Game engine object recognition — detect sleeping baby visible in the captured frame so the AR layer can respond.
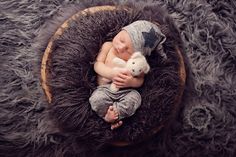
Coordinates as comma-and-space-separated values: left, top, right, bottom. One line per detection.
89, 20, 166, 130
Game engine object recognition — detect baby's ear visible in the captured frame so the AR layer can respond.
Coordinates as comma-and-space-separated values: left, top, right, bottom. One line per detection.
143, 63, 150, 74
131, 52, 143, 59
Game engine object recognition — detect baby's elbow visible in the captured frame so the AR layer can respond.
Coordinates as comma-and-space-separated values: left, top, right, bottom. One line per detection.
94, 62, 100, 73
138, 76, 145, 86
132, 78, 144, 88
138, 79, 144, 87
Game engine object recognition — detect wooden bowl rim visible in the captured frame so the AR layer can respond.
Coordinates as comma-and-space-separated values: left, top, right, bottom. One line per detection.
40, 5, 186, 147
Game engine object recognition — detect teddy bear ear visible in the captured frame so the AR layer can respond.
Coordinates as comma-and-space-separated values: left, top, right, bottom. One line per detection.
131, 52, 143, 59
144, 63, 150, 74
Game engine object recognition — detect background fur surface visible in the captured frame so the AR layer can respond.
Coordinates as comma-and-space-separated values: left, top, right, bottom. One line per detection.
0, 0, 236, 157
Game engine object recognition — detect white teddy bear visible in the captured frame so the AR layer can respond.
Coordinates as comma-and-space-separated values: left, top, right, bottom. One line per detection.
110, 52, 150, 92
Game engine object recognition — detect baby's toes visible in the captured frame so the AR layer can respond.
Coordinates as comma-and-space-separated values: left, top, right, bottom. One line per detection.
114, 115, 119, 120
111, 124, 117, 130
111, 121, 123, 130
114, 110, 118, 116
114, 111, 119, 118
118, 121, 123, 126
109, 106, 114, 111
113, 108, 119, 114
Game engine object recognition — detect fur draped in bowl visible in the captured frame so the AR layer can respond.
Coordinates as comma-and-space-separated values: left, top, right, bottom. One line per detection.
43, 4, 185, 146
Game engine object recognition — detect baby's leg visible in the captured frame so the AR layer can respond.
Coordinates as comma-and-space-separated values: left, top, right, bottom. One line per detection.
89, 88, 113, 118
110, 90, 141, 130
113, 90, 142, 120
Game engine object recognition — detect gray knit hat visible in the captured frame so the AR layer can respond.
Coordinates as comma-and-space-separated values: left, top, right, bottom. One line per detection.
122, 20, 166, 56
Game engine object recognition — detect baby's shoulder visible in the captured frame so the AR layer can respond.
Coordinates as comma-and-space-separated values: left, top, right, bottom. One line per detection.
101, 42, 113, 50
96, 42, 113, 62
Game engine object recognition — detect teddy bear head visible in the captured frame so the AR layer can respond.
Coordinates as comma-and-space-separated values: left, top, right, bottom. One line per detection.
126, 52, 150, 76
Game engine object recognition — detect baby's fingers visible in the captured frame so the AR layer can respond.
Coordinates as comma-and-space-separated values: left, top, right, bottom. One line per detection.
113, 77, 125, 83
118, 73, 128, 79
113, 80, 125, 86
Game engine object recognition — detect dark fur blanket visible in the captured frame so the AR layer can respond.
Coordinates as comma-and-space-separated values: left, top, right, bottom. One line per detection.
46, 4, 183, 146
0, 0, 236, 157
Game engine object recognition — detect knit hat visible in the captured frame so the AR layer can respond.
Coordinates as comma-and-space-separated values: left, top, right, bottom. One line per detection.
122, 20, 166, 56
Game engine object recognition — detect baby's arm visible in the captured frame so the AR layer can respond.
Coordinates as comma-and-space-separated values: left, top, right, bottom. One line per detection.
94, 42, 114, 79
130, 74, 145, 88
113, 72, 145, 88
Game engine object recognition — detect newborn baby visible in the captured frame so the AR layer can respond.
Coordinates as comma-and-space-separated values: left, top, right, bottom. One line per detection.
89, 20, 166, 130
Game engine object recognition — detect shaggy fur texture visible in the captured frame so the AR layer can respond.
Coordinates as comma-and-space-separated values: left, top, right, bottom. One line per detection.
46, 4, 183, 145
0, 0, 236, 157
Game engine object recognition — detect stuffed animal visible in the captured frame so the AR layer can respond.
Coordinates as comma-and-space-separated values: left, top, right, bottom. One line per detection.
110, 52, 150, 92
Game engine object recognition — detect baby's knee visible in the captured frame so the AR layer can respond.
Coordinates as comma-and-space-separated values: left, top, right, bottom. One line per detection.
114, 103, 136, 120
127, 91, 142, 107
89, 89, 111, 111
114, 91, 142, 119
89, 96, 98, 112
89, 90, 105, 106
89, 94, 104, 116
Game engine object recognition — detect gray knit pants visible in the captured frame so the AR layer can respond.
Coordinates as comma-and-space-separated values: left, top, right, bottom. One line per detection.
89, 84, 142, 120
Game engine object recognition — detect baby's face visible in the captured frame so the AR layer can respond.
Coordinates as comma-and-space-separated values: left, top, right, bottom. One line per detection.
112, 30, 134, 61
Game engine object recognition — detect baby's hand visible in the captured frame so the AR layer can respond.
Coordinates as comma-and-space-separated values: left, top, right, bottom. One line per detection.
112, 68, 126, 78
112, 70, 134, 89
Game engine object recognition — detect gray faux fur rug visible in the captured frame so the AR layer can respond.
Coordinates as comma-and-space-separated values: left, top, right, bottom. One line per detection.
0, 0, 236, 157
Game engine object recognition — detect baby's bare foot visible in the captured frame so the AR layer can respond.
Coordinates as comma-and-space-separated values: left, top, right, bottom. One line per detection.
104, 106, 119, 123
111, 121, 123, 130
